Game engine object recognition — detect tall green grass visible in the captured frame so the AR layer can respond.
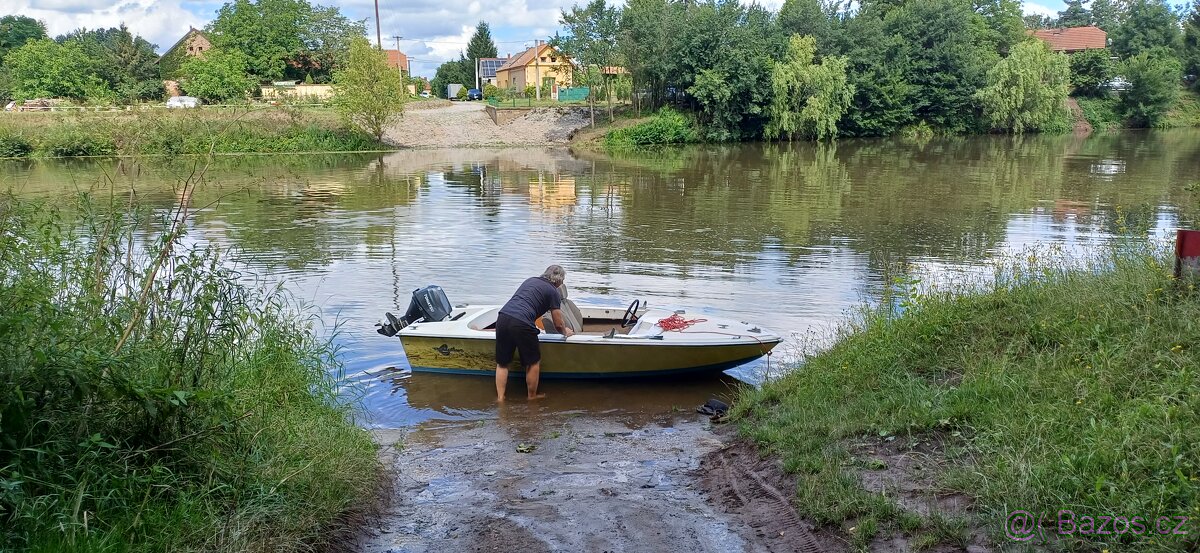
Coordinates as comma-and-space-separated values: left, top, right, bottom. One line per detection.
604, 108, 698, 148
0, 108, 385, 158
0, 195, 380, 552
736, 240, 1199, 551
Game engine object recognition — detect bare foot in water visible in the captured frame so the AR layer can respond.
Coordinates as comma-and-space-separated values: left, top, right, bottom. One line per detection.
527, 393, 547, 400
496, 396, 506, 403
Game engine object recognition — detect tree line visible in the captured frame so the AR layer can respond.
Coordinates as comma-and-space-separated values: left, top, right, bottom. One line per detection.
0, 0, 379, 105
557, 0, 1200, 140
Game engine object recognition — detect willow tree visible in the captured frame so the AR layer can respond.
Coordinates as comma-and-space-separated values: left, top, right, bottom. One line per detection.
765, 34, 854, 141
975, 39, 1071, 134
332, 37, 404, 141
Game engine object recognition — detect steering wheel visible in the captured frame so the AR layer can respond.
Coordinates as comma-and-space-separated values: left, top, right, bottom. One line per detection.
621, 299, 641, 328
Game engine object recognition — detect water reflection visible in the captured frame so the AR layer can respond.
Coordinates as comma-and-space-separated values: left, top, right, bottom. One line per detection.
2, 131, 1198, 428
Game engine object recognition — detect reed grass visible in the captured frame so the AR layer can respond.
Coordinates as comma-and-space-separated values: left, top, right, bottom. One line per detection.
0, 108, 384, 158
0, 193, 381, 552
735, 238, 1199, 551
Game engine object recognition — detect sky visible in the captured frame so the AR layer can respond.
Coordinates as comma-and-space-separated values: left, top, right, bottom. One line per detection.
11, 0, 1067, 78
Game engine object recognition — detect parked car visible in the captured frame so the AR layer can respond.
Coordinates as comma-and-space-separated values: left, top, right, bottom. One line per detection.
419, 91, 431, 98
1107, 77, 1132, 92
467, 88, 483, 101
166, 96, 202, 109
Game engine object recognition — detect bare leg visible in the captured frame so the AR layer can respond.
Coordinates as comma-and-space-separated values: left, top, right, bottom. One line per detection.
526, 361, 546, 400
495, 364, 509, 402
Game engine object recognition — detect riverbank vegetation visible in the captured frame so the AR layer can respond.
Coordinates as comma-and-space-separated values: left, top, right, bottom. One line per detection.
735, 239, 1199, 550
0, 195, 381, 551
549, 0, 1200, 145
0, 108, 384, 158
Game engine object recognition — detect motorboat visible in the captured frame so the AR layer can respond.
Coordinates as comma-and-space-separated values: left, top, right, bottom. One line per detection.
376, 285, 782, 379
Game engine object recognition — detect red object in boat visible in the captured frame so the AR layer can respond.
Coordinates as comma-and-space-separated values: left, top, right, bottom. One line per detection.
1176, 229, 1200, 280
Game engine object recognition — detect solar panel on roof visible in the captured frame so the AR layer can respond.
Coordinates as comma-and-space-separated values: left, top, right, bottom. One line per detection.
479, 59, 505, 78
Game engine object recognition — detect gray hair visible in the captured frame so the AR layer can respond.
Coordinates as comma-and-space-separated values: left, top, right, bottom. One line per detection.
542, 264, 566, 287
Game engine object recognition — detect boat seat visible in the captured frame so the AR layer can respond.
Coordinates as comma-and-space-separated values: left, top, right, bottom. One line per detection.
541, 285, 583, 334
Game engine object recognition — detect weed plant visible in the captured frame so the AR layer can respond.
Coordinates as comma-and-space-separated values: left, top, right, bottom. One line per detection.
604, 108, 698, 147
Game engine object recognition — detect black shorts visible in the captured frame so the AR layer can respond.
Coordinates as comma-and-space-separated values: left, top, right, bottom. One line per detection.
495, 313, 541, 367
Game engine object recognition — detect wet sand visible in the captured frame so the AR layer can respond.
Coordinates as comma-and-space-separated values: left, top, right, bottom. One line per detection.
356, 394, 835, 553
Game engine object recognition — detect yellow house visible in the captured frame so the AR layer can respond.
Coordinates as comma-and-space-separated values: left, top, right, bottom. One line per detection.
494, 44, 573, 92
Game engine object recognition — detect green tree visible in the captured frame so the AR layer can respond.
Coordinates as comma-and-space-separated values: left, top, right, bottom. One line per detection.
1058, 0, 1094, 26
59, 25, 163, 102
179, 48, 256, 102
1023, 14, 1056, 28
1110, 0, 1182, 58
552, 0, 623, 125
0, 15, 47, 64
831, 12, 916, 136
1091, 0, 1125, 31
1069, 47, 1115, 95
765, 35, 854, 140
1119, 48, 1182, 126
975, 0, 1027, 54
3, 38, 106, 100
975, 39, 1071, 133
884, 0, 997, 133
430, 55, 472, 98
1184, 0, 1200, 84
778, 0, 835, 53
209, 0, 309, 81
290, 6, 367, 82
465, 21, 498, 89
333, 37, 404, 141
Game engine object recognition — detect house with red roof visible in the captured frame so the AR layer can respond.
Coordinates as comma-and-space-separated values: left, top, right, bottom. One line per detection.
1028, 26, 1108, 53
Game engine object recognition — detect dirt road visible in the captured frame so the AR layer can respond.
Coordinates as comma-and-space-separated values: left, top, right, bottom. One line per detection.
357, 408, 838, 553
387, 102, 591, 149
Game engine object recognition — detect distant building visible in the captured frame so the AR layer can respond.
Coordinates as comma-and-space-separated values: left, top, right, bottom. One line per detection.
162, 27, 212, 61
495, 44, 573, 91
158, 27, 213, 86
384, 49, 409, 75
478, 57, 505, 88
1028, 26, 1107, 53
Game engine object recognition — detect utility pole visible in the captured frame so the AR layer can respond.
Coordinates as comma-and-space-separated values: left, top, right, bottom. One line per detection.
475, 57, 480, 91
534, 40, 541, 101
373, 0, 382, 49
392, 35, 403, 81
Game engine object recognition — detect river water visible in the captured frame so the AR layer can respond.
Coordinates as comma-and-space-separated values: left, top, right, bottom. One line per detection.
3, 130, 1198, 428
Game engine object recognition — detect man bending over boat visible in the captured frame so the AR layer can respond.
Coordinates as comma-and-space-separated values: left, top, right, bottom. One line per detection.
495, 265, 575, 401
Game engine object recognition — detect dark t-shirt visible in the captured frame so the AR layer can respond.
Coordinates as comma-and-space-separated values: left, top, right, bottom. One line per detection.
498, 277, 561, 326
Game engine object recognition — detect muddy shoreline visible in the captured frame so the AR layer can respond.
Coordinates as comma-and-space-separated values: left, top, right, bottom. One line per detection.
354, 407, 832, 553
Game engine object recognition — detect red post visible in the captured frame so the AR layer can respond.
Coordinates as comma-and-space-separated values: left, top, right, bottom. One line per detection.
1176, 229, 1200, 280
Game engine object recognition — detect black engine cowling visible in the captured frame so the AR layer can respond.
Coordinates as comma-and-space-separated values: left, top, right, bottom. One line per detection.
377, 285, 452, 337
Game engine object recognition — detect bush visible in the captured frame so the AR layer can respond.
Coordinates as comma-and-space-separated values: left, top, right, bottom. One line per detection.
39, 124, 116, 157
604, 108, 699, 147
1076, 96, 1123, 129
483, 83, 500, 99
0, 128, 33, 158
0, 198, 380, 551
1069, 48, 1115, 97
1120, 49, 1183, 128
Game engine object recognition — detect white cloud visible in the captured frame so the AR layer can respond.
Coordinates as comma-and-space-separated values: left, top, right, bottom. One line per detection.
1022, 1, 1060, 17
14, 0, 205, 51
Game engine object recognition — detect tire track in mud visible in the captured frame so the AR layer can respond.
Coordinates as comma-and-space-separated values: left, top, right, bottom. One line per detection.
703, 441, 845, 553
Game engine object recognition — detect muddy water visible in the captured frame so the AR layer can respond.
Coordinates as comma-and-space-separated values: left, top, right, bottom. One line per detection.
2, 131, 1199, 429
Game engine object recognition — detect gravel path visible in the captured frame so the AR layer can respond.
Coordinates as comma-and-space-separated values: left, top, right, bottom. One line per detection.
386, 102, 591, 149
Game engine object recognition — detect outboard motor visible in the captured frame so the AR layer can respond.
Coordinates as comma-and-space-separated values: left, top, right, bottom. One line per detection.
377, 285, 453, 337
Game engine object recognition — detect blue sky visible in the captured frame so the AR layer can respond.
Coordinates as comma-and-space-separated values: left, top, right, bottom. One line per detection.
11, 0, 1066, 78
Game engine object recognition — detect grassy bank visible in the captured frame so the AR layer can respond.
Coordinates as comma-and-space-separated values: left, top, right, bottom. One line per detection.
0, 196, 381, 551
735, 241, 1198, 551
0, 108, 386, 158
1078, 89, 1200, 131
